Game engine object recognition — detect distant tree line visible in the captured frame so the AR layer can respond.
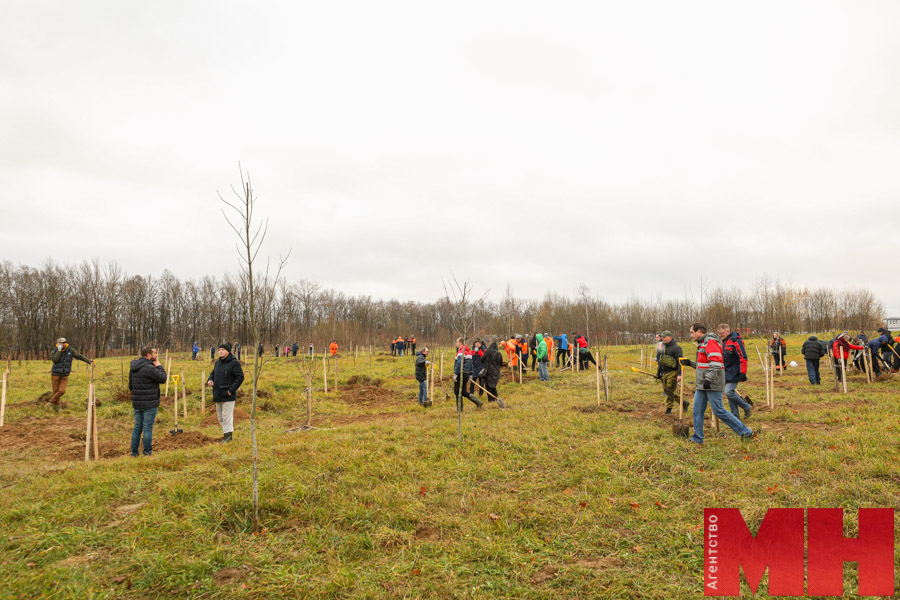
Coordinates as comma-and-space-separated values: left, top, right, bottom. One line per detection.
0, 260, 885, 358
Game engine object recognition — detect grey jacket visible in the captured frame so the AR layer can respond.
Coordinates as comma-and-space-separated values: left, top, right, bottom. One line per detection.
694, 332, 725, 392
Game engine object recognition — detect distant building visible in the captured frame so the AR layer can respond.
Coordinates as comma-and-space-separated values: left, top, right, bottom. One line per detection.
885, 317, 900, 331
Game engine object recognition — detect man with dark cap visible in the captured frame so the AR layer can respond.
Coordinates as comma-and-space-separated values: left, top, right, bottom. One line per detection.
656, 330, 685, 415
206, 343, 244, 443
48, 337, 93, 411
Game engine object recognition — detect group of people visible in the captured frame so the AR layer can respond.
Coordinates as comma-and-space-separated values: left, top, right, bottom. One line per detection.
391, 336, 416, 356
800, 327, 899, 385
129, 342, 244, 455
45, 337, 244, 456
654, 324, 757, 445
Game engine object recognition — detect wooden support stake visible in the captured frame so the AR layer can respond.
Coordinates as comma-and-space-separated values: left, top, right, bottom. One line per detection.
839, 348, 848, 394
440, 353, 444, 382
779, 344, 784, 377
84, 367, 94, 462
769, 354, 776, 409
334, 356, 338, 394
323, 356, 328, 394
164, 356, 171, 397
181, 369, 187, 418
518, 354, 523, 384
863, 347, 872, 383
0, 371, 6, 427
640, 346, 644, 367
595, 346, 601, 406
201, 370, 206, 412
604, 354, 610, 402
173, 373, 179, 426
91, 383, 99, 461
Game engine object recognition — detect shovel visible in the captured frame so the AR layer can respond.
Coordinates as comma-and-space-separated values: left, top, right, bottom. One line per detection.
631, 367, 660, 379
672, 358, 690, 437
170, 373, 183, 435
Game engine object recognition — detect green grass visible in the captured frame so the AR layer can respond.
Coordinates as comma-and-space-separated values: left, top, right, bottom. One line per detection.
0, 335, 898, 599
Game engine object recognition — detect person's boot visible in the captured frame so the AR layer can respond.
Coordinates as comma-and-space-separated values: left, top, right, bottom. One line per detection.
665, 407, 672, 415
221, 432, 233, 443
469, 394, 483, 409
744, 405, 752, 419
682, 400, 689, 411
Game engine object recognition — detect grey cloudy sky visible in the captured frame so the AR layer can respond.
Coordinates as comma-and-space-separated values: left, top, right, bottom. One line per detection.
3, 1, 900, 313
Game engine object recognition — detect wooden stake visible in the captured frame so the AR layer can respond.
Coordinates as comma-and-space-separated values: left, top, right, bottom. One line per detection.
84, 366, 94, 462
839, 348, 848, 394
863, 347, 872, 383
595, 346, 601, 406
334, 356, 338, 394
440, 353, 444, 382
770, 354, 776, 409
323, 356, 328, 394
201, 370, 206, 412
779, 343, 784, 377
173, 373, 179, 426
0, 371, 7, 427
640, 346, 644, 367
164, 356, 171, 397
181, 369, 187, 418
91, 383, 99, 461
518, 353, 523, 384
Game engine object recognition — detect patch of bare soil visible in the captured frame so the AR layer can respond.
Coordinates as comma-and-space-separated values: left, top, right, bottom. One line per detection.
414, 525, 441, 542
346, 375, 383, 387
531, 556, 624, 585
0, 416, 217, 461
341, 375, 396, 405
212, 565, 251, 586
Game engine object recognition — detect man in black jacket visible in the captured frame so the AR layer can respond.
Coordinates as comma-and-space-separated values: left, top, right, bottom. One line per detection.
656, 331, 685, 415
206, 343, 245, 442
128, 346, 167, 456
414, 347, 431, 407
800, 335, 826, 385
49, 337, 93, 411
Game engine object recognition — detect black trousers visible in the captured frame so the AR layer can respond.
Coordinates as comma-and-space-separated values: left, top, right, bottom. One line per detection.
454, 374, 480, 409
579, 349, 597, 367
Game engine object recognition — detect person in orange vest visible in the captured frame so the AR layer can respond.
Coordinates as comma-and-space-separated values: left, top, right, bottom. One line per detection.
329, 341, 338, 356
503, 337, 518, 367
515, 335, 528, 370
544, 332, 554, 366
410, 336, 416, 354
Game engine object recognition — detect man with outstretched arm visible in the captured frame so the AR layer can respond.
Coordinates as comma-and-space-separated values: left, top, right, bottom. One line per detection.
682, 323, 756, 445
48, 337, 93, 411
414, 346, 432, 407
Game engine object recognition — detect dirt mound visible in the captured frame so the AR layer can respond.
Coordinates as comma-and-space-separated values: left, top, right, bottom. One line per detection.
341, 385, 393, 405
201, 406, 251, 427
234, 388, 270, 400
112, 389, 132, 402
346, 375, 383, 387
36, 391, 54, 403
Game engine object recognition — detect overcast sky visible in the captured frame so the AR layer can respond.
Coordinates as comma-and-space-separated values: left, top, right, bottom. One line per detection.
3, 1, 900, 313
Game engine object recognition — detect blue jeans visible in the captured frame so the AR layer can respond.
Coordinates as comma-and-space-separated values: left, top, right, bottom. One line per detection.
724, 382, 751, 417
690, 390, 752, 443
131, 407, 158, 456
538, 361, 549, 381
805, 359, 820, 384
418, 380, 428, 405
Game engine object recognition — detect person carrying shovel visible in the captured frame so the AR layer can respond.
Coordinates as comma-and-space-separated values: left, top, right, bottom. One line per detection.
682, 323, 756, 446
206, 343, 244, 443
656, 330, 686, 415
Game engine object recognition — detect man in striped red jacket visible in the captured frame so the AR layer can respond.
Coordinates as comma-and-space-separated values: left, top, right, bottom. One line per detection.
683, 323, 756, 445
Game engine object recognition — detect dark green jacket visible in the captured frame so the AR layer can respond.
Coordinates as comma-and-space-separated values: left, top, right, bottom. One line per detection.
50, 346, 91, 376
656, 340, 683, 377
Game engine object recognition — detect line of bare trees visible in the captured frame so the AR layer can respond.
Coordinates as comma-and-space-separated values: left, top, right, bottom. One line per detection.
0, 260, 885, 357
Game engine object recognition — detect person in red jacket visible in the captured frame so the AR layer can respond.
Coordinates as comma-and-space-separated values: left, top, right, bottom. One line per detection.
832, 332, 863, 386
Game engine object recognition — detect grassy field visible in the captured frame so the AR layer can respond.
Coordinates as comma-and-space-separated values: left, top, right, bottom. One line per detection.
0, 334, 897, 599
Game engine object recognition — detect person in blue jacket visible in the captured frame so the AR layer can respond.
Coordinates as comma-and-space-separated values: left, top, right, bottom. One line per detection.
191, 341, 200, 361
552, 333, 569, 368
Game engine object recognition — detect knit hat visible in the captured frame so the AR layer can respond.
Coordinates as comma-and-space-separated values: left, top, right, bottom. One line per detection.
877, 327, 887, 334
218, 342, 232, 353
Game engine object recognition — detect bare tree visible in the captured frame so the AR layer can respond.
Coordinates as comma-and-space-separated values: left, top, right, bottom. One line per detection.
442, 272, 488, 442
219, 165, 290, 532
